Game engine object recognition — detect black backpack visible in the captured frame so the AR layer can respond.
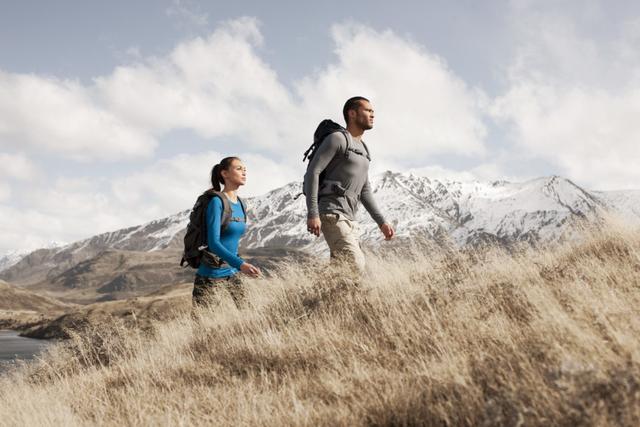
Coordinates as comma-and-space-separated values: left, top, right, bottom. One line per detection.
299, 120, 371, 197
180, 190, 247, 269
304, 120, 349, 163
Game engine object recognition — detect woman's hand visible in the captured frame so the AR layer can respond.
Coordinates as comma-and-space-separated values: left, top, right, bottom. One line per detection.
240, 262, 261, 277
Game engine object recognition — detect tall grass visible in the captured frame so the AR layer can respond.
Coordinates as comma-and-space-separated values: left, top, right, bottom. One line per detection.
1, 226, 640, 426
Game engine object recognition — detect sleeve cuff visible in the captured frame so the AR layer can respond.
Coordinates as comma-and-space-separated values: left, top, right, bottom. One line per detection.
230, 256, 244, 270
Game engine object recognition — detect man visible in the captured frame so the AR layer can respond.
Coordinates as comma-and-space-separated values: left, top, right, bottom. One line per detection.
304, 96, 395, 272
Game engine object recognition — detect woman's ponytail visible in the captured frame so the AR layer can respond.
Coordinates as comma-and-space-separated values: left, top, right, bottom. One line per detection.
211, 164, 223, 191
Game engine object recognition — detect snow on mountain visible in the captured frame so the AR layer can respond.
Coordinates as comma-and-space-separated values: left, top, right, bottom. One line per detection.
0, 212, 191, 285
2, 172, 639, 280
244, 172, 637, 251
593, 190, 640, 224
0, 250, 31, 273
0, 242, 64, 273
67, 209, 191, 255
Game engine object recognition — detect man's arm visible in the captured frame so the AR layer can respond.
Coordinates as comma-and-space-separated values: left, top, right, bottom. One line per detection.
361, 178, 395, 240
360, 178, 385, 226
303, 133, 343, 219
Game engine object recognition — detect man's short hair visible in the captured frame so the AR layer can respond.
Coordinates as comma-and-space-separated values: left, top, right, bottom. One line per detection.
343, 96, 370, 125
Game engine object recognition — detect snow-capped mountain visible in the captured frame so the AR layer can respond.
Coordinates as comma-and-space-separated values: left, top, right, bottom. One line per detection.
0, 250, 31, 273
242, 172, 639, 251
0, 212, 190, 283
0, 242, 64, 273
2, 172, 639, 282
594, 189, 640, 223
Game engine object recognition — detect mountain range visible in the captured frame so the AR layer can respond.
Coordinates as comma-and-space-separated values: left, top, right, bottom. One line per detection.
1, 172, 639, 303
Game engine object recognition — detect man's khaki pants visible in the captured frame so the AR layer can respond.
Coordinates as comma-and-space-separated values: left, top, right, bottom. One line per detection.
320, 213, 366, 272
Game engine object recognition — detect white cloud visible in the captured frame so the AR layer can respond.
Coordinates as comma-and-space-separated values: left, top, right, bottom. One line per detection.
96, 17, 292, 153
293, 23, 488, 164
94, 19, 489, 169
493, 85, 640, 190
2, 175, 172, 254
0, 150, 299, 253
165, 0, 209, 29
407, 163, 512, 183
111, 151, 299, 215
0, 182, 10, 202
0, 177, 130, 254
0, 18, 495, 253
0, 72, 156, 161
0, 153, 37, 203
0, 18, 290, 162
0, 153, 37, 180
0, 205, 59, 252
493, 4, 640, 190
0, 18, 488, 168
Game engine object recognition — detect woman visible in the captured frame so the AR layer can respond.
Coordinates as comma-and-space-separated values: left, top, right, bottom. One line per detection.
193, 156, 261, 308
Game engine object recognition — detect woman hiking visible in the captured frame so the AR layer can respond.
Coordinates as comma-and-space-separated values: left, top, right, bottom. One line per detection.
192, 156, 261, 308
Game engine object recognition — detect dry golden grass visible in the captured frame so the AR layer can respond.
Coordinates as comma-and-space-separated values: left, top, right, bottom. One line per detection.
1, 226, 640, 426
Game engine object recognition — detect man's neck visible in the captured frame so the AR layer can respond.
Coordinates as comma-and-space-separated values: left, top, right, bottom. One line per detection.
347, 124, 365, 141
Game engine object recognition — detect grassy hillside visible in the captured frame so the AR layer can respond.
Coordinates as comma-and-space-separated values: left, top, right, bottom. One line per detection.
1, 227, 639, 426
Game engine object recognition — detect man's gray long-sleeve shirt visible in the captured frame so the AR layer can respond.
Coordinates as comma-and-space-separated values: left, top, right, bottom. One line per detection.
303, 132, 386, 226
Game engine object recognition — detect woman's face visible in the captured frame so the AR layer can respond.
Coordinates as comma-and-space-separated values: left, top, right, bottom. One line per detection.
222, 159, 247, 187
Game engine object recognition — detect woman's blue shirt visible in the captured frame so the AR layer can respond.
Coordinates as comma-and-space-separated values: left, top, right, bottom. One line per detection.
196, 196, 246, 278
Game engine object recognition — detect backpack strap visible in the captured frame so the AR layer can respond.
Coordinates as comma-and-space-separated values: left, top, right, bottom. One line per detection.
237, 196, 248, 223
361, 141, 371, 161
344, 134, 371, 161
341, 130, 351, 159
206, 190, 233, 232
318, 131, 350, 185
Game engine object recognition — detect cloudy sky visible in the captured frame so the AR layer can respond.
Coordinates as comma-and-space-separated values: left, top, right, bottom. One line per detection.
1, 0, 639, 253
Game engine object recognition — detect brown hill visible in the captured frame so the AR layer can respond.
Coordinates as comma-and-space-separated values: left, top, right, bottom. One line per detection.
2, 246, 309, 337
21, 282, 192, 339
0, 213, 187, 286
0, 280, 71, 312
26, 249, 193, 304
0, 280, 74, 330
6, 246, 309, 305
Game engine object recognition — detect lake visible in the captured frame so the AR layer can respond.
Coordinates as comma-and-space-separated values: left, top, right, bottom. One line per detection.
0, 330, 50, 373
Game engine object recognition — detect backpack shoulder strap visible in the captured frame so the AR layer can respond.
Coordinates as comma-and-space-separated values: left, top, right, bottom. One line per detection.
237, 197, 248, 223
340, 130, 351, 159
207, 190, 232, 232
361, 140, 371, 161
320, 131, 351, 181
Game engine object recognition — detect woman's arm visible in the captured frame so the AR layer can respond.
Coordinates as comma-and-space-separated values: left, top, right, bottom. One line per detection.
206, 196, 245, 269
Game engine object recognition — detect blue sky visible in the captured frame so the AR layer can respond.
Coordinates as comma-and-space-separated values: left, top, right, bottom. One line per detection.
1, 0, 640, 253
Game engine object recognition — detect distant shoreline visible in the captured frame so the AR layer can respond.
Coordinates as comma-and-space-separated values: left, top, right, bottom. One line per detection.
0, 330, 50, 373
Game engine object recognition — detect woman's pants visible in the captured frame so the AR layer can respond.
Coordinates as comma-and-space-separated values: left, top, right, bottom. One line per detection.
192, 274, 245, 308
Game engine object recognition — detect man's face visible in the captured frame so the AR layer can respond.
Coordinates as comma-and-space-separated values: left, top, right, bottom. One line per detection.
351, 100, 374, 130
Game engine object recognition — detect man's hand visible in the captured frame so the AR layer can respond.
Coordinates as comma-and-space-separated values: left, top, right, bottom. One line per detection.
380, 223, 395, 240
307, 217, 321, 237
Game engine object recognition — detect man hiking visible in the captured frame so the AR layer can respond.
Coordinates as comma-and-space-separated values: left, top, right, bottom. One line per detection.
303, 96, 395, 272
